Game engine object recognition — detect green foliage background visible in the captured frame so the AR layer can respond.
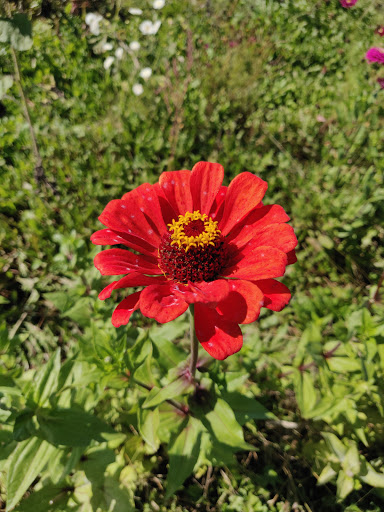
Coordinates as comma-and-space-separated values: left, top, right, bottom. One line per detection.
0, 0, 384, 510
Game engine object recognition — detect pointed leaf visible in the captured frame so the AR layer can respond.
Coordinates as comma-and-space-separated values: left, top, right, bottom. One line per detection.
143, 377, 193, 409
221, 391, 274, 425
166, 417, 203, 498
6, 437, 58, 511
138, 408, 160, 453
336, 470, 354, 500
205, 398, 252, 450
37, 408, 114, 446
322, 432, 347, 461
293, 370, 317, 418
30, 349, 61, 407
0, 75, 13, 100
317, 464, 337, 485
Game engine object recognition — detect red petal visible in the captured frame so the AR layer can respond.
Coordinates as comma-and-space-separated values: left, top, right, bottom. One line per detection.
190, 162, 224, 215
210, 185, 227, 221
194, 304, 243, 360
99, 199, 163, 251
94, 249, 161, 276
121, 183, 168, 236
216, 280, 264, 324
153, 183, 177, 225
112, 291, 142, 327
99, 273, 167, 300
238, 224, 298, 257
253, 279, 291, 311
91, 228, 157, 257
172, 279, 230, 305
227, 205, 290, 249
219, 172, 268, 236
159, 170, 193, 216
287, 249, 297, 265
222, 246, 287, 280
140, 283, 188, 323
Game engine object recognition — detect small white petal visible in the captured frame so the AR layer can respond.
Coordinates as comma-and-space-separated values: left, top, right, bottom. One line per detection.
153, 0, 165, 8
129, 7, 143, 15
103, 56, 115, 69
129, 41, 141, 51
85, 12, 102, 25
115, 47, 124, 59
150, 20, 161, 34
139, 67, 152, 79
139, 20, 153, 35
132, 83, 144, 95
102, 42, 113, 52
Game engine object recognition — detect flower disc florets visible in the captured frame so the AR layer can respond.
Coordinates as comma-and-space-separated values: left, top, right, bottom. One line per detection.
158, 210, 228, 283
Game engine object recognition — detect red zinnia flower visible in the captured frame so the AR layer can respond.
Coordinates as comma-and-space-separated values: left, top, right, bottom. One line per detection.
365, 47, 384, 64
339, 0, 357, 7
91, 162, 297, 360
376, 27, 384, 37
378, 77, 384, 89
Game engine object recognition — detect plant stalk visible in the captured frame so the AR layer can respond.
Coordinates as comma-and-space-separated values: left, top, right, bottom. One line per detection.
11, 47, 47, 188
189, 304, 198, 379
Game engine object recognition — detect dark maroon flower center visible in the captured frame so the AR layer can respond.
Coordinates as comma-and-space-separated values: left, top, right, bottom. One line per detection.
158, 211, 229, 283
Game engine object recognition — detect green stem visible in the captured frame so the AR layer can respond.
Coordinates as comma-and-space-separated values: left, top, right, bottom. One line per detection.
11, 47, 46, 187
189, 304, 198, 379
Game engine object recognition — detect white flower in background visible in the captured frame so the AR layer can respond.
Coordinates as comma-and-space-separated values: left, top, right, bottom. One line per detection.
139, 67, 152, 80
132, 83, 144, 95
101, 42, 113, 52
103, 56, 115, 69
139, 20, 161, 35
85, 12, 103, 36
129, 7, 143, 15
153, 0, 165, 9
115, 47, 124, 59
129, 41, 141, 51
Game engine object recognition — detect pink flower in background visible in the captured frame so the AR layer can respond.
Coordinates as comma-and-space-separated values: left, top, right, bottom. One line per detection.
366, 48, 384, 64
376, 27, 384, 37
377, 78, 384, 89
339, 0, 357, 7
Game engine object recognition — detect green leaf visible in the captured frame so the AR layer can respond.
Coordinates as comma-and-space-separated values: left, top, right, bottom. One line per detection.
0, 75, 13, 100
0, 19, 13, 43
138, 408, 160, 453
0, 322, 10, 352
133, 343, 157, 387
30, 349, 61, 407
293, 370, 317, 418
221, 391, 274, 425
44, 291, 75, 313
142, 377, 193, 409
157, 406, 187, 444
12, 483, 72, 512
36, 408, 114, 446
326, 357, 361, 373
205, 398, 252, 451
9, 14, 33, 51
166, 417, 203, 498
150, 320, 188, 367
63, 297, 92, 327
322, 432, 347, 461
336, 470, 354, 500
13, 410, 37, 441
360, 460, 384, 488
342, 444, 360, 476
6, 437, 58, 511
317, 464, 337, 485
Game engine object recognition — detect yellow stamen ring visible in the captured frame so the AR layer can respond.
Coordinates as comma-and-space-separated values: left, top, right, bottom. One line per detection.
168, 210, 221, 252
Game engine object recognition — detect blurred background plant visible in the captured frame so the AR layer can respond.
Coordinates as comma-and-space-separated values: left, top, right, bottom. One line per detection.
1, 0, 384, 511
